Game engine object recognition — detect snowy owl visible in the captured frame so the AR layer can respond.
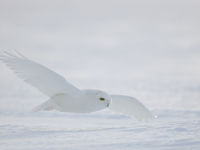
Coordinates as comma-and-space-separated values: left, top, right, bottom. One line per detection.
0, 51, 154, 121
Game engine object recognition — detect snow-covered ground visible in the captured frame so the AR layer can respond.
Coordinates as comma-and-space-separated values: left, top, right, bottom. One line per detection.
0, 108, 200, 150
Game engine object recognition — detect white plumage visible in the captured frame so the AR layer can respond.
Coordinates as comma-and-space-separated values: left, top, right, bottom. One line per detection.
0, 51, 154, 121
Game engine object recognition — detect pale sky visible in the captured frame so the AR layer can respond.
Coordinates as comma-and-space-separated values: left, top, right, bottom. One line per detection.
0, 0, 200, 110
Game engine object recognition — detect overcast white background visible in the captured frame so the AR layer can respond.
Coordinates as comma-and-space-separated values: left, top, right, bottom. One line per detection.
0, 0, 200, 110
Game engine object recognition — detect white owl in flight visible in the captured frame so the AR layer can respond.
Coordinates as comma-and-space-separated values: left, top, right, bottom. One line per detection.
0, 51, 154, 121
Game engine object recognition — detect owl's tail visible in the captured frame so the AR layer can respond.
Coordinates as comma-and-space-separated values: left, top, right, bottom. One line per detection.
33, 99, 61, 112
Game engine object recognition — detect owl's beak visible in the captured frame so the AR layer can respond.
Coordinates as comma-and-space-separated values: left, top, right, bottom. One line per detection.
106, 97, 112, 107
106, 103, 110, 107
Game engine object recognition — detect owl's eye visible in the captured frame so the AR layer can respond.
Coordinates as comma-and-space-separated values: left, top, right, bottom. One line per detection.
99, 97, 105, 101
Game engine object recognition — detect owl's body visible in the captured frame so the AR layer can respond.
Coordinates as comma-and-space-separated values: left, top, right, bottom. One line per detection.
35, 89, 110, 113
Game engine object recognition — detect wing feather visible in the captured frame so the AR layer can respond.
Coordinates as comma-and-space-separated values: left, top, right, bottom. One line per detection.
0, 51, 81, 97
110, 95, 154, 121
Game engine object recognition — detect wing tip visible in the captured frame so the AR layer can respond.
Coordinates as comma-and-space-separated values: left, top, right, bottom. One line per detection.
0, 50, 26, 60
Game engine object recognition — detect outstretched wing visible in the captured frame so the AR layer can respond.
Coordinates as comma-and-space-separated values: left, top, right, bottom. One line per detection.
109, 95, 154, 121
0, 51, 81, 97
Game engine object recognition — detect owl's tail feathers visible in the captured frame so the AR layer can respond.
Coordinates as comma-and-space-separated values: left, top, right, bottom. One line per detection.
33, 99, 61, 112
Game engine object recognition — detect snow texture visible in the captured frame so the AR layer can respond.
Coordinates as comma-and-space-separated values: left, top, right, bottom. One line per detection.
0, 108, 200, 150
